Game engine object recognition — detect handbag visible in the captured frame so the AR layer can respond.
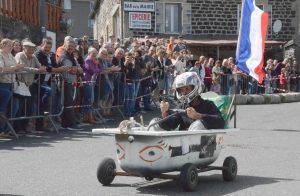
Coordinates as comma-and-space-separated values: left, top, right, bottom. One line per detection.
13, 74, 31, 98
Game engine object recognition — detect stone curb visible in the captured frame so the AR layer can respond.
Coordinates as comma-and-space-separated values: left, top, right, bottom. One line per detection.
229, 93, 300, 105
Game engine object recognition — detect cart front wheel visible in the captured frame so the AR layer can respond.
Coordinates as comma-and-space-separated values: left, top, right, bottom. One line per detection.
97, 158, 116, 185
222, 156, 237, 182
180, 163, 198, 192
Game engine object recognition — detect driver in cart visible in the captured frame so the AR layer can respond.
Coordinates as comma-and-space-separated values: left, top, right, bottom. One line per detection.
149, 72, 225, 131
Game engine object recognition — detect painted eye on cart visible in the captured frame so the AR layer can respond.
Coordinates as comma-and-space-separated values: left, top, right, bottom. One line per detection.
116, 143, 125, 160
139, 145, 164, 163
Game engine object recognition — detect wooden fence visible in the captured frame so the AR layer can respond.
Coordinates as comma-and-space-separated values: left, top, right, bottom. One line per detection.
0, 0, 63, 32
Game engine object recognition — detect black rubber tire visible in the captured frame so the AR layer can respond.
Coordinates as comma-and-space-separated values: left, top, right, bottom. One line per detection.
222, 156, 237, 182
180, 163, 198, 192
97, 158, 116, 185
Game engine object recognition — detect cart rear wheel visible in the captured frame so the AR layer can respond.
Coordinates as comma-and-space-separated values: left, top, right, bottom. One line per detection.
97, 158, 116, 185
180, 163, 198, 192
222, 156, 237, 182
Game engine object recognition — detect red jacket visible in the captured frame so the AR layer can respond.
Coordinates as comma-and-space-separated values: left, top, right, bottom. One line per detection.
280, 73, 287, 85
204, 66, 212, 83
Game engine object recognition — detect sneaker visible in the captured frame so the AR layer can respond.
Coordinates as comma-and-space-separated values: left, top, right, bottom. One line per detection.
60, 126, 67, 130
67, 125, 83, 131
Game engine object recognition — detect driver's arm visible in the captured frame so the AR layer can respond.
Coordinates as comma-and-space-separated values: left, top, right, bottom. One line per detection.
159, 101, 182, 130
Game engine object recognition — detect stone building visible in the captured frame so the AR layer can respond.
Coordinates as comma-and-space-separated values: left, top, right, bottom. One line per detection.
89, 0, 300, 60
0, 0, 66, 48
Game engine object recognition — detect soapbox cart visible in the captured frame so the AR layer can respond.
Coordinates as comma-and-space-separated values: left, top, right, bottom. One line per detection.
92, 93, 238, 192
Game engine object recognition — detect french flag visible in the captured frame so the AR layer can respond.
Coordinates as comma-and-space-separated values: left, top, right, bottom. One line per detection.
236, 0, 269, 83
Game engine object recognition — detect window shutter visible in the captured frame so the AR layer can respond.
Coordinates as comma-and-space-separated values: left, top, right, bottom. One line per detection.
155, 2, 165, 33
182, 3, 191, 34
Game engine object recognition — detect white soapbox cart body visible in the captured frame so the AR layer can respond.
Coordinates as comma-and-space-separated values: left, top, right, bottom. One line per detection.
92, 93, 239, 192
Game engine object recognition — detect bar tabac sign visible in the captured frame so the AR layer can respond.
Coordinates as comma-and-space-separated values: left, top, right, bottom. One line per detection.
124, 2, 155, 12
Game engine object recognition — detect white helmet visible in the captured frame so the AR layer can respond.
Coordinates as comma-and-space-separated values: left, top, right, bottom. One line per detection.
172, 72, 202, 104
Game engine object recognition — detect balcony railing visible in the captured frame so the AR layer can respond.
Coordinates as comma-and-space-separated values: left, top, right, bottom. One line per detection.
0, 0, 63, 32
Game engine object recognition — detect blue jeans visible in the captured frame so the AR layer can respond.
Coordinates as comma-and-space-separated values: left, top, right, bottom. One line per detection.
52, 79, 62, 114
113, 79, 125, 105
0, 88, 12, 112
82, 83, 94, 114
131, 81, 140, 112
0, 83, 19, 133
40, 82, 53, 112
142, 86, 151, 110
124, 83, 134, 116
164, 72, 172, 96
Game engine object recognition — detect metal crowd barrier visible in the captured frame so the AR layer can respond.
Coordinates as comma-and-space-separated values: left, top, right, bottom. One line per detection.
1, 72, 64, 138
91, 72, 126, 124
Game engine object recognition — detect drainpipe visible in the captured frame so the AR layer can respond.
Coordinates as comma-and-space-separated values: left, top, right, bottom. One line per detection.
120, 0, 124, 44
40, 0, 46, 39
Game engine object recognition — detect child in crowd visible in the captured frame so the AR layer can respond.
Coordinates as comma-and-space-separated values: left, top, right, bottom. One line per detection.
264, 68, 273, 94
279, 68, 288, 92
210, 79, 222, 95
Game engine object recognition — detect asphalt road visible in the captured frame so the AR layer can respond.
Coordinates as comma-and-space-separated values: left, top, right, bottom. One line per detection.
1, 102, 300, 196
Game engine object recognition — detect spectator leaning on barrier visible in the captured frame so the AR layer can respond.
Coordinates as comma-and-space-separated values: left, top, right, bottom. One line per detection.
132, 50, 147, 113
98, 48, 120, 115
103, 52, 121, 116
154, 49, 171, 107
56, 36, 73, 62
82, 47, 102, 124
34, 38, 71, 131
123, 52, 135, 117
14, 41, 47, 133
112, 48, 126, 105
58, 40, 83, 131
0, 39, 26, 137
12, 39, 22, 57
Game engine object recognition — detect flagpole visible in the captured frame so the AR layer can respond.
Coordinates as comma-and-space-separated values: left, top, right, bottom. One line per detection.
234, 1, 246, 128
236, 0, 245, 56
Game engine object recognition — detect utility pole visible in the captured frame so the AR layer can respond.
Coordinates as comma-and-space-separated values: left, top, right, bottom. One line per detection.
40, 0, 46, 39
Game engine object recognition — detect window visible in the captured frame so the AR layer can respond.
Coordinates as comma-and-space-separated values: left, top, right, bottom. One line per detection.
113, 10, 120, 39
88, 19, 94, 28
90, 1, 94, 11
64, 0, 71, 10
237, 4, 272, 33
155, 2, 191, 34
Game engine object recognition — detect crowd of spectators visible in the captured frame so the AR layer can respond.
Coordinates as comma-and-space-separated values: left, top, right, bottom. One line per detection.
0, 34, 299, 138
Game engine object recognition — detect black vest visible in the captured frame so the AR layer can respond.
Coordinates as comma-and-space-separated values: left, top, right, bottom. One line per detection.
57, 50, 77, 67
